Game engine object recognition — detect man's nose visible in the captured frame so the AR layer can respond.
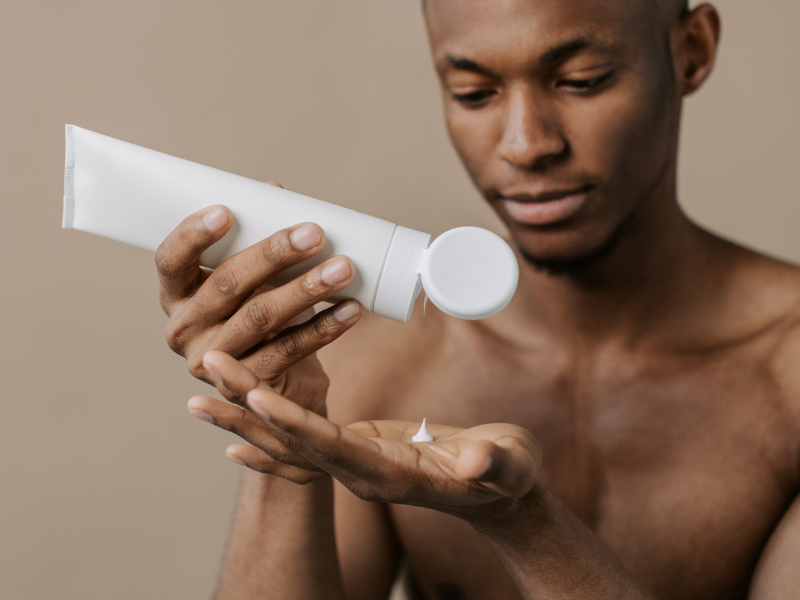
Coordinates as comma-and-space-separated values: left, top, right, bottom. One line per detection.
497, 92, 567, 170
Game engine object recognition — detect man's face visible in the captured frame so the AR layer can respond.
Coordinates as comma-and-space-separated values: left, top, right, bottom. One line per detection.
425, 0, 682, 270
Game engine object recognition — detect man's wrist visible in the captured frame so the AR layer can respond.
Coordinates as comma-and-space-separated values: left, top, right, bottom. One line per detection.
465, 480, 559, 547
242, 467, 332, 503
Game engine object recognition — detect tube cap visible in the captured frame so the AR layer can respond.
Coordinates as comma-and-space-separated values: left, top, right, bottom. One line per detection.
419, 227, 519, 320
373, 227, 432, 323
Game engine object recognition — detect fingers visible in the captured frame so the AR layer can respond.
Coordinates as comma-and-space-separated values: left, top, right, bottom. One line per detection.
240, 300, 362, 380
201, 349, 270, 403
455, 437, 539, 499
187, 394, 322, 473
156, 205, 232, 311
188, 222, 327, 322
226, 444, 327, 484
212, 257, 358, 357
455, 440, 496, 481
246, 387, 384, 480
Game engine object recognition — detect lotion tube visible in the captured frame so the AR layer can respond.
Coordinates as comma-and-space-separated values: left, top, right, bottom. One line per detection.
63, 125, 519, 323
64, 125, 428, 321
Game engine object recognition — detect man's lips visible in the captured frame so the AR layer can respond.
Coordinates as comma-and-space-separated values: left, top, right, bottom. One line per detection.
499, 185, 594, 226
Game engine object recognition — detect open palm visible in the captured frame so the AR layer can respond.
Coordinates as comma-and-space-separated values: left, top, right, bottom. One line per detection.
189, 351, 543, 517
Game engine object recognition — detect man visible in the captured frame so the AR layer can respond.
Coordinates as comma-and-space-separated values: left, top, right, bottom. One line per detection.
155, 0, 800, 598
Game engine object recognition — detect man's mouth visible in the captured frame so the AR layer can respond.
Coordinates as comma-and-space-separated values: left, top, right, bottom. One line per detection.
499, 185, 594, 226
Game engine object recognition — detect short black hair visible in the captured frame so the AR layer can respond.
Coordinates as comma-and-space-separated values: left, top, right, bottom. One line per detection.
423, 0, 691, 19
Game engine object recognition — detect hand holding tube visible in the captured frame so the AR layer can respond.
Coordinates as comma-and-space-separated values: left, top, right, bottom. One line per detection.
156, 182, 361, 418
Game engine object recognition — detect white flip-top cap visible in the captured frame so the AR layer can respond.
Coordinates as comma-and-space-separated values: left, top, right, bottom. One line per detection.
373, 227, 432, 323
372, 226, 519, 323
419, 227, 519, 320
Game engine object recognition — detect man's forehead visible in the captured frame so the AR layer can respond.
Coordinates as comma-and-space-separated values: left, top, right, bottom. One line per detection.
425, 0, 676, 70
424, 0, 684, 21
424, 0, 682, 42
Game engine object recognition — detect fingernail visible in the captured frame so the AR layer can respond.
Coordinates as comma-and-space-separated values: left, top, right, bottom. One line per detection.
189, 409, 214, 424
290, 224, 322, 251
321, 257, 351, 285
202, 207, 228, 232
203, 359, 224, 385
226, 452, 246, 467
332, 299, 360, 322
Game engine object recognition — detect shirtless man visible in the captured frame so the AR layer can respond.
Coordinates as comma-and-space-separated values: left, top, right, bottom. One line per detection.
154, 0, 800, 598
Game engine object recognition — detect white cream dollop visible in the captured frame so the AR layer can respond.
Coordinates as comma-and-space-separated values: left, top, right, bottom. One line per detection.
412, 418, 434, 442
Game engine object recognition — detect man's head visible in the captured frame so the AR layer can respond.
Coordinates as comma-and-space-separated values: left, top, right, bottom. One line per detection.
424, 0, 720, 275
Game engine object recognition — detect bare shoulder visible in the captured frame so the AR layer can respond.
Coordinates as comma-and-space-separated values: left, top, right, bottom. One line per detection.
766, 261, 800, 403
711, 239, 800, 340
768, 300, 800, 454
319, 298, 449, 424
682, 235, 800, 416
733, 246, 800, 409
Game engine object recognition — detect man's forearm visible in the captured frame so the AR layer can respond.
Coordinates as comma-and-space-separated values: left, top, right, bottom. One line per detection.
475, 486, 656, 600
214, 470, 345, 600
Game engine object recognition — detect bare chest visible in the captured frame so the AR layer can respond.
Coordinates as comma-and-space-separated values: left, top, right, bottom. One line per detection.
384, 346, 800, 600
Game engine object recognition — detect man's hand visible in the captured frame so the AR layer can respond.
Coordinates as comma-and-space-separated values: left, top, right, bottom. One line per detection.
158, 182, 362, 481
190, 351, 544, 511
192, 354, 657, 600
156, 181, 361, 412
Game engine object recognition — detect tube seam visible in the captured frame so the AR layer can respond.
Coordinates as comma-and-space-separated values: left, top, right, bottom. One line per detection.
368, 224, 399, 313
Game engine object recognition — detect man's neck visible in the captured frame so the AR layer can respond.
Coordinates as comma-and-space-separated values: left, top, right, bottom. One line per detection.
495, 190, 727, 350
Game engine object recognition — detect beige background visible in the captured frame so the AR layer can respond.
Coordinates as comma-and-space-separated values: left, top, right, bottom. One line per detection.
0, 1, 798, 598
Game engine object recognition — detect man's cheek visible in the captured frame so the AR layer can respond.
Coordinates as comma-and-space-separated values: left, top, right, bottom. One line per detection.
448, 117, 498, 185
581, 90, 670, 186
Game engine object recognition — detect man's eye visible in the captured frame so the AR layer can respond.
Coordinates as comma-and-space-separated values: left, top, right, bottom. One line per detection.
450, 90, 496, 108
558, 72, 615, 93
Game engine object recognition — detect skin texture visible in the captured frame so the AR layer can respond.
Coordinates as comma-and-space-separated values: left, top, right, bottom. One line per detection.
156, 1, 800, 599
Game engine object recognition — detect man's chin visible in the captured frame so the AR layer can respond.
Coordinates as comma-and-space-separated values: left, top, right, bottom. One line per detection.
516, 225, 626, 277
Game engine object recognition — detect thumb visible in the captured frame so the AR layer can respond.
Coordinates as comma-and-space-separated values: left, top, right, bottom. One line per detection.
455, 438, 539, 499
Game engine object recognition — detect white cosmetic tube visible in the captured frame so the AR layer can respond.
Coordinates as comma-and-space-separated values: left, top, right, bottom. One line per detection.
63, 125, 519, 323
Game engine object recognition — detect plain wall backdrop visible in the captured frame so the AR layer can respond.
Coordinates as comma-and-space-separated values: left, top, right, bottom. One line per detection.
0, 1, 798, 598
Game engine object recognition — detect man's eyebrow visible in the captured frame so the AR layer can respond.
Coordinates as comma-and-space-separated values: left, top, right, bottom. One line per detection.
443, 35, 615, 78
444, 55, 498, 78
541, 36, 594, 66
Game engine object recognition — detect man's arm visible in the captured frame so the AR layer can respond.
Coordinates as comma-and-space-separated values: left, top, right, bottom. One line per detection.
748, 315, 800, 598
192, 353, 402, 600
214, 471, 401, 600
475, 488, 655, 599
214, 473, 342, 600
748, 494, 800, 598
155, 186, 400, 599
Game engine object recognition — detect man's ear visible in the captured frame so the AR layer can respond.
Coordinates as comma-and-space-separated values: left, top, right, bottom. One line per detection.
674, 4, 721, 96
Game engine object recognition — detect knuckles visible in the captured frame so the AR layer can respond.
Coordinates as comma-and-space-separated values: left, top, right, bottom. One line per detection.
226, 408, 257, 439
275, 332, 306, 361
260, 233, 295, 268
312, 313, 341, 340
242, 298, 274, 335
210, 264, 242, 300
158, 291, 174, 317
296, 272, 324, 302
154, 246, 182, 279
186, 353, 207, 380
165, 316, 191, 354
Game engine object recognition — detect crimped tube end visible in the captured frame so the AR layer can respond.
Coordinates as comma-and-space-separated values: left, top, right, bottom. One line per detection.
63, 124, 75, 229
